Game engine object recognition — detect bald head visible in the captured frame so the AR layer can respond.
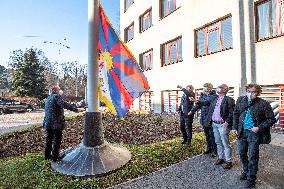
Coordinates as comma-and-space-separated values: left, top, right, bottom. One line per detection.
216, 84, 229, 95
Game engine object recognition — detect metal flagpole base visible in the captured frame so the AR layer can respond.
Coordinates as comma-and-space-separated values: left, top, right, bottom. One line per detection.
51, 141, 131, 176
51, 112, 131, 176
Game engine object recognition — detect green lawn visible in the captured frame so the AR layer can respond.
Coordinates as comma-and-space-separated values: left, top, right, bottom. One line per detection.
0, 133, 206, 189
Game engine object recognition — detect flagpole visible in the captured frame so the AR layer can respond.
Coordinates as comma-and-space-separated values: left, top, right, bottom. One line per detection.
83, 0, 104, 147
51, 0, 131, 176
87, 0, 99, 113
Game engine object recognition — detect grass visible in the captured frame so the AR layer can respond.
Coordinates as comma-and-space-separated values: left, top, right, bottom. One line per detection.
0, 132, 206, 189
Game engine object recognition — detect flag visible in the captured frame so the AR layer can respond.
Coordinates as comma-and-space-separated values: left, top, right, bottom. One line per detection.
98, 5, 150, 119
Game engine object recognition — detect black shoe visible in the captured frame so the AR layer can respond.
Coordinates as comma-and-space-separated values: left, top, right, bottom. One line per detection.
52, 157, 62, 162
223, 162, 233, 169
211, 152, 217, 158
214, 159, 224, 165
52, 154, 65, 162
240, 172, 247, 180
246, 180, 255, 188
44, 156, 51, 160
203, 150, 210, 154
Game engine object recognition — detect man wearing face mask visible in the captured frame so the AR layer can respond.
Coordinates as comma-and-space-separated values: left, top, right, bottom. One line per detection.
189, 84, 235, 169
177, 84, 195, 145
189, 83, 217, 157
233, 84, 275, 188
43, 85, 79, 162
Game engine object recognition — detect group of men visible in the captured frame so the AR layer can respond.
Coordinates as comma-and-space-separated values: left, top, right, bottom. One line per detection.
177, 83, 276, 188
43, 84, 275, 188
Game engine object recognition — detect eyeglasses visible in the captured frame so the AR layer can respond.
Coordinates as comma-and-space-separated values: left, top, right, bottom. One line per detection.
247, 90, 257, 94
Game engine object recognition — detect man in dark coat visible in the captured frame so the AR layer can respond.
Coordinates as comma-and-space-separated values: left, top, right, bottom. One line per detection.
189, 83, 217, 157
43, 85, 79, 161
190, 84, 235, 169
233, 84, 276, 188
177, 85, 195, 145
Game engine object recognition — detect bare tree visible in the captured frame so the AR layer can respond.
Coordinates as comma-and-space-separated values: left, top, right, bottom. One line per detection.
59, 61, 86, 98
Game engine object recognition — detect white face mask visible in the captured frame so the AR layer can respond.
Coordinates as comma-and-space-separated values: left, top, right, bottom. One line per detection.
247, 92, 256, 100
203, 87, 208, 93
59, 90, 64, 96
216, 87, 222, 93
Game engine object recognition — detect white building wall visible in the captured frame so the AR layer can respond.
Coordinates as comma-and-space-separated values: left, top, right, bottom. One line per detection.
120, 0, 284, 112
255, 37, 284, 84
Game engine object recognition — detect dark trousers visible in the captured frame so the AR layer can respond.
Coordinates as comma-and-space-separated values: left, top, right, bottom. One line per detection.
45, 129, 63, 159
203, 126, 217, 153
180, 113, 193, 143
237, 129, 260, 182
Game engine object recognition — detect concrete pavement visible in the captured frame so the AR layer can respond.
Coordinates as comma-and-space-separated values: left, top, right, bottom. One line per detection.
111, 131, 284, 189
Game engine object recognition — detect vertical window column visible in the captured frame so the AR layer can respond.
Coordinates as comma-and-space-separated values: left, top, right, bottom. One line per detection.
139, 49, 153, 71
256, 0, 284, 40
124, 22, 134, 42
195, 15, 232, 57
140, 8, 152, 32
161, 36, 182, 67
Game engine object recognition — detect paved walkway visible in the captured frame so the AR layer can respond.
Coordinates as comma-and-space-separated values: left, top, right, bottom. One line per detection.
111, 131, 284, 189
0, 110, 80, 135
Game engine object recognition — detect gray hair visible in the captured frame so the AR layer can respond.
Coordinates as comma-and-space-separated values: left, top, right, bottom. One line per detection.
219, 84, 229, 93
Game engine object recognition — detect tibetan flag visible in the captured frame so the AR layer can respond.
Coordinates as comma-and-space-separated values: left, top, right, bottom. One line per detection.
98, 5, 150, 119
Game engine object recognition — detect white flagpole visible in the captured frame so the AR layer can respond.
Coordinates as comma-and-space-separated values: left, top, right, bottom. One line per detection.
87, 0, 99, 112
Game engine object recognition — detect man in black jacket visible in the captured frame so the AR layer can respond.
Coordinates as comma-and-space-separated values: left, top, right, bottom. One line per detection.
177, 85, 195, 145
43, 86, 79, 161
189, 83, 217, 157
233, 84, 276, 188
190, 84, 235, 169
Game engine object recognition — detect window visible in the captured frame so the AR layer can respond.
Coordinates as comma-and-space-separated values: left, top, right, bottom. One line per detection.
161, 90, 183, 113
160, 0, 181, 18
139, 91, 154, 112
139, 49, 153, 71
140, 8, 152, 32
125, 0, 134, 12
124, 22, 134, 42
256, 0, 284, 41
195, 15, 233, 57
161, 36, 182, 67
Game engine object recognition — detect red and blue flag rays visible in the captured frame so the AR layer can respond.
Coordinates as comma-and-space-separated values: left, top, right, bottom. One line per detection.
98, 5, 150, 119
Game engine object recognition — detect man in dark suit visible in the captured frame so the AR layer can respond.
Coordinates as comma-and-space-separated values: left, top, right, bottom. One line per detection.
177, 85, 195, 145
189, 83, 217, 157
233, 84, 275, 188
43, 85, 79, 162
190, 84, 235, 169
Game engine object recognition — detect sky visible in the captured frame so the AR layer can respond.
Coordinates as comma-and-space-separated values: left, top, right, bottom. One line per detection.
0, 0, 120, 68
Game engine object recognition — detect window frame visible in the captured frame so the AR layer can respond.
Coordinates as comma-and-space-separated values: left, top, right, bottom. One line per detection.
124, 22, 134, 43
139, 8, 153, 33
194, 14, 233, 58
160, 36, 183, 67
139, 48, 153, 71
124, 0, 134, 12
159, 0, 181, 19
139, 91, 154, 112
255, 0, 284, 42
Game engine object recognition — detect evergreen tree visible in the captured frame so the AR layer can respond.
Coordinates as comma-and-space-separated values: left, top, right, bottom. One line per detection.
10, 48, 48, 99
0, 65, 9, 89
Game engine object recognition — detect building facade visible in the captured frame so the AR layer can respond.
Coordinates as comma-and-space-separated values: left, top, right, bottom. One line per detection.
120, 0, 284, 113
